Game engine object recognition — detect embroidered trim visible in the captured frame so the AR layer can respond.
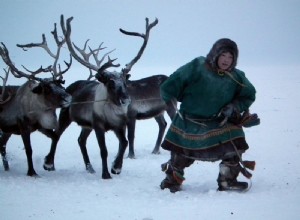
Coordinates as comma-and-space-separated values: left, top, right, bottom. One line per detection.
169, 124, 241, 141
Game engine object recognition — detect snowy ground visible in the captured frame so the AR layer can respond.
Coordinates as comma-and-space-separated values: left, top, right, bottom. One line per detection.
1, 66, 300, 220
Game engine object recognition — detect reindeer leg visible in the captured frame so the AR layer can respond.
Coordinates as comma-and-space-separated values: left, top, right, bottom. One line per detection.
19, 122, 38, 177
44, 107, 71, 171
38, 128, 57, 171
78, 128, 95, 173
0, 132, 11, 171
152, 114, 167, 154
94, 126, 111, 179
111, 127, 128, 175
126, 119, 136, 159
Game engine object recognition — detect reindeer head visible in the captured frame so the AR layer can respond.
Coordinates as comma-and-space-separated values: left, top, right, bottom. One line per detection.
30, 79, 71, 108
0, 20, 73, 109
95, 71, 131, 107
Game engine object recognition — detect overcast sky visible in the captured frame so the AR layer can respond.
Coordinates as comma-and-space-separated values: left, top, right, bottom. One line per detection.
1, 0, 299, 83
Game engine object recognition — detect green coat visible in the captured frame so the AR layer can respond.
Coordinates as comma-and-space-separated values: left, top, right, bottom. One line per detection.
160, 56, 256, 157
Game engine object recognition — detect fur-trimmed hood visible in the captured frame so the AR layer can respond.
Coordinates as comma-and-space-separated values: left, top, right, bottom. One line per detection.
205, 38, 239, 72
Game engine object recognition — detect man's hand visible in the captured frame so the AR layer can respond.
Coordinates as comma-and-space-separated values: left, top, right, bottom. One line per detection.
220, 103, 236, 118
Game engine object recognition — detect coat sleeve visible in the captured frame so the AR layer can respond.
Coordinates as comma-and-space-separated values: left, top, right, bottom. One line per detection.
160, 58, 198, 103
234, 70, 256, 112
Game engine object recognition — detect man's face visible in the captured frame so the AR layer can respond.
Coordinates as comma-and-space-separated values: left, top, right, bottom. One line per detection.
217, 52, 233, 71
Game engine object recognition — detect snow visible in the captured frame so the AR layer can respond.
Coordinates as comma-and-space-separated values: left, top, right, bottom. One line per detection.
1, 0, 300, 218
1, 65, 300, 220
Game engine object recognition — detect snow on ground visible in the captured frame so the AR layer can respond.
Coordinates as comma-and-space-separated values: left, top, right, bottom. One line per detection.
1, 66, 300, 220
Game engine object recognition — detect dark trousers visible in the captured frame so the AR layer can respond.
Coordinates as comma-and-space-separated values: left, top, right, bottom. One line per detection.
163, 152, 242, 186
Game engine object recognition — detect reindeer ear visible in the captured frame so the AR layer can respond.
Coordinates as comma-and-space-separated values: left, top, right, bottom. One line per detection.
31, 83, 43, 94
126, 74, 131, 80
95, 72, 109, 84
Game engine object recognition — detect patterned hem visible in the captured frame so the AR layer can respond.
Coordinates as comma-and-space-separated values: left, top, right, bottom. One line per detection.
161, 137, 249, 162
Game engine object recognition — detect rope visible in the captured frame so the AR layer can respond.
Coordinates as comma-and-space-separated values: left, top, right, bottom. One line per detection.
184, 116, 208, 127
70, 97, 162, 105
218, 69, 246, 87
24, 97, 164, 115
70, 99, 106, 105
170, 100, 210, 127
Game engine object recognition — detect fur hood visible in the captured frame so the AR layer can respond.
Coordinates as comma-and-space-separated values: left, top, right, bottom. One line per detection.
205, 38, 239, 72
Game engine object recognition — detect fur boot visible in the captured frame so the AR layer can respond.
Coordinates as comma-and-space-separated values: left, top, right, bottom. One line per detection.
217, 160, 248, 191
160, 161, 185, 193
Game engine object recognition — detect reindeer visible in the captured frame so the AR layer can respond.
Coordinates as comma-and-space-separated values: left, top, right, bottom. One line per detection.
69, 40, 176, 160
43, 15, 158, 179
0, 24, 72, 176
126, 75, 177, 158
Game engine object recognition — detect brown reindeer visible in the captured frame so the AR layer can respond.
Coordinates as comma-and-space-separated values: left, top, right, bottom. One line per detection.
0, 24, 72, 176
43, 15, 158, 179
126, 75, 177, 158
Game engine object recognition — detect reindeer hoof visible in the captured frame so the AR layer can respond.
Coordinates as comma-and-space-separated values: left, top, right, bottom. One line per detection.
27, 170, 40, 177
102, 173, 112, 179
152, 150, 160, 155
86, 163, 96, 174
127, 154, 136, 159
111, 167, 122, 175
43, 163, 55, 171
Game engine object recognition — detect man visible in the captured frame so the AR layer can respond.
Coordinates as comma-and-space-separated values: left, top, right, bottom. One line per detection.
159, 38, 258, 193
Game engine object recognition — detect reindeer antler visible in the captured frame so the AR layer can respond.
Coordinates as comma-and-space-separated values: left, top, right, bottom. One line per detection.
61, 15, 120, 77
16, 22, 72, 81
120, 17, 159, 76
72, 40, 116, 80
0, 42, 45, 81
0, 67, 11, 104
60, 15, 158, 80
